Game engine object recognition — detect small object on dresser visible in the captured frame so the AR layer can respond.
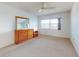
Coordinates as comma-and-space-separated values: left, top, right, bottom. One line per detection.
33, 31, 38, 38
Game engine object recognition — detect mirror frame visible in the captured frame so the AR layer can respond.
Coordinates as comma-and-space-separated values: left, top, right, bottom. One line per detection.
15, 16, 29, 30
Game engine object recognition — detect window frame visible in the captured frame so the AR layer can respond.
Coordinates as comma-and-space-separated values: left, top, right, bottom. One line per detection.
40, 18, 61, 30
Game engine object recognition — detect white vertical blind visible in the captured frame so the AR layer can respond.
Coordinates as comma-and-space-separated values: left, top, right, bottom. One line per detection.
50, 19, 58, 29
40, 18, 59, 30
41, 20, 50, 29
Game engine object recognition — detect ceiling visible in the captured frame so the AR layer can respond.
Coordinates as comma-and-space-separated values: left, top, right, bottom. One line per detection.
2, 2, 73, 15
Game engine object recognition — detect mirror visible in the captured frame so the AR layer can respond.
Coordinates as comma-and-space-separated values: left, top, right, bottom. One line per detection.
16, 16, 29, 30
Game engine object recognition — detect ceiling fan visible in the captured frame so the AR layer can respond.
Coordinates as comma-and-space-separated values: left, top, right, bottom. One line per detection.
38, 2, 56, 12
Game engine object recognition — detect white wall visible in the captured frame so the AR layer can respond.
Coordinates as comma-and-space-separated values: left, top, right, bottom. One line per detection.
0, 3, 38, 48
71, 3, 79, 55
38, 11, 70, 38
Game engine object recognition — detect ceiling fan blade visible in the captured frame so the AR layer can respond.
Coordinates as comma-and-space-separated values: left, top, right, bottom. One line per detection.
42, 7, 56, 9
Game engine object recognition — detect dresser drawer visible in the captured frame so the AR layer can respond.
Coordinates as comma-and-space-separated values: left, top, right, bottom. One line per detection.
15, 29, 34, 44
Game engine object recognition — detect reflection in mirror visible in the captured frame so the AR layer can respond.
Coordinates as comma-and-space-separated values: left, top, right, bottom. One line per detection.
16, 16, 29, 30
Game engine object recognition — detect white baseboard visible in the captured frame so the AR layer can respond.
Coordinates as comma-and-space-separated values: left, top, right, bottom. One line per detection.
39, 34, 70, 39
70, 36, 79, 56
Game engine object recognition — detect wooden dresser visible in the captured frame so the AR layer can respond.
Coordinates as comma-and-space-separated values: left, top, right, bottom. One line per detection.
15, 29, 33, 44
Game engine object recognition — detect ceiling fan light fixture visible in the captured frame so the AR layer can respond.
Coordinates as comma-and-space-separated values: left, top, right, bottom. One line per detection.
38, 2, 56, 13
38, 9, 42, 12
38, 9, 43, 12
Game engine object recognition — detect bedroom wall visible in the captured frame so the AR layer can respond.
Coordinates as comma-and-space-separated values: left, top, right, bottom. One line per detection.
0, 3, 38, 48
71, 2, 79, 55
38, 11, 70, 38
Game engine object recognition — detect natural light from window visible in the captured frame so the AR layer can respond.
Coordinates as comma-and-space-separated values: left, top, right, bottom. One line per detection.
40, 18, 59, 30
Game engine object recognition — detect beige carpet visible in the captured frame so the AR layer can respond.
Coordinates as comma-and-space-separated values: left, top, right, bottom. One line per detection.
0, 35, 78, 57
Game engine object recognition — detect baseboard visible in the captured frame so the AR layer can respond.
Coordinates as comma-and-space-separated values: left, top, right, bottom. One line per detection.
0, 43, 14, 49
39, 34, 70, 39
70, 36, 79, 56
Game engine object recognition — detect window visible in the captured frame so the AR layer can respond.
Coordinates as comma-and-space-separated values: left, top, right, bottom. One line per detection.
41, 20, 50, 29
50, 19, 58, 29
40, 18, 61, 30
